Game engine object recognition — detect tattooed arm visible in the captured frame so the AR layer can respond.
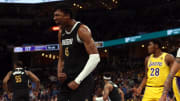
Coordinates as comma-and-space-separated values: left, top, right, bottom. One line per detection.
162, 54, 175, 94
163, 58, 180, 94
160, 58, 180, 101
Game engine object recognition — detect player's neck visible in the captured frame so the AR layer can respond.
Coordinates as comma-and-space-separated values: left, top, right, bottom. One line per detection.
65, 19, 76, 32
153, 50, 162, 57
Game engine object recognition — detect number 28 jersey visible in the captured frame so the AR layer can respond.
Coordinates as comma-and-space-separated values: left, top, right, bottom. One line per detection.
146, 52, 170, 87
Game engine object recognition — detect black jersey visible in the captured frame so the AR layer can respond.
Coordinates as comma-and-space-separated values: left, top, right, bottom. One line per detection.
61, 22, 89, 80
108, 81, 121, 101
10, 68, 29, 92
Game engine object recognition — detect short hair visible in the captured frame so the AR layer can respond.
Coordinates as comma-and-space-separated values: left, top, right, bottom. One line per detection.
14, 60, 23, 68
54, 4, 74, 18
150, 39, 162, 48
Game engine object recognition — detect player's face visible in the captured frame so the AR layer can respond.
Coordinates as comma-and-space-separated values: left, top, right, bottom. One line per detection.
53, 10, 68, 26
148, 42, 155, 54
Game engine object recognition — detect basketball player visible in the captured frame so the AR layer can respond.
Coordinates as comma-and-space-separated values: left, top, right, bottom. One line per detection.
136, 40, 175, 101
159, 48, 180, 101
93, 74, 124, 101
53, 5, 100, 101
3, 60, 40, 101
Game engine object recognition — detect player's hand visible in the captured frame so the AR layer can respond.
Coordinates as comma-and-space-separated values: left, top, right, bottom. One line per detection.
57, 72, 67, 83
68, 81, 79, 90
159, 94, 167, 101
136, 87, 142, 96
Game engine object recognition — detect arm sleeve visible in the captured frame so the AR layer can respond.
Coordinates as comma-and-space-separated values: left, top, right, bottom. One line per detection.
75, 54, 100, 84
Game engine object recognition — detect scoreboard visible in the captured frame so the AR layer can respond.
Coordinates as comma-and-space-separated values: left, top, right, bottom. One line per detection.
14, 42, 104, 53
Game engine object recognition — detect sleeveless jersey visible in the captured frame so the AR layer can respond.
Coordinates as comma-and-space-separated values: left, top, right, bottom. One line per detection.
61, 22, 89, 80
108, 81, 121, 101
175, 71, 180, 77
146, 52, 170, 86
10, 68, 29, 91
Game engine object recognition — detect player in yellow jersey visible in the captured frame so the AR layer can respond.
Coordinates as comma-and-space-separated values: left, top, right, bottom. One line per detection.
136, 40, 175, 101
160, 48, 180, 101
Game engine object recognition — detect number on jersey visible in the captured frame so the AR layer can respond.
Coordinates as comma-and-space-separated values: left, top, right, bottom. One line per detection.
150, 68, 160, 76
15, 75, 22, 83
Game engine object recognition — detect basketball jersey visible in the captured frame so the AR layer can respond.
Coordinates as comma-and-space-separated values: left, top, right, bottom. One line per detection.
61, 22, 89, 80
108, 81, 121, 101
175, 71, 180, 77
175, 48, 180, 77
146, 52, 170, 86
10, 68, 29, 92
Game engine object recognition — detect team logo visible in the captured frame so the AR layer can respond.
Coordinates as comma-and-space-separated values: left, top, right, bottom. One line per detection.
65, 47, 69, 56
149, 61, 162, 67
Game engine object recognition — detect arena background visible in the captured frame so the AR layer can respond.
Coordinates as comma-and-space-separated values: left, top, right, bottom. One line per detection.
0, 0, 180, 100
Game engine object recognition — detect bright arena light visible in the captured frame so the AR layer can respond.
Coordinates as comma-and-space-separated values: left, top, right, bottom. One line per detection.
51, 26, 60, 31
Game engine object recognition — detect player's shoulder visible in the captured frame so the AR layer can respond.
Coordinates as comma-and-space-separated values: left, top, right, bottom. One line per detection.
78, 24, 91, 33
164, 52, 175, 64
145, 56, 150, 61
145, 56, 150, 59
8, 71, 13, 75
106, 82, 114, 88
165, 52, 174, 59
24, 70, 30, 75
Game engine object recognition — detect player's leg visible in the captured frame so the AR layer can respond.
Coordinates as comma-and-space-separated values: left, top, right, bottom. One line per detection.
23, 93, 30, 101
58, 93, 69, 101
12, 96, 22, 101
142, 87, 156, 101
70, 76, 94, 101
173, 77, 180, 101
142, 97, 161, 101
13, 90, 29, 101
58, 82, 71, 101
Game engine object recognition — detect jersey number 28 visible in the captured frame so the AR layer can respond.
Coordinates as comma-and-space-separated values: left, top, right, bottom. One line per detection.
150, 68, 160, 76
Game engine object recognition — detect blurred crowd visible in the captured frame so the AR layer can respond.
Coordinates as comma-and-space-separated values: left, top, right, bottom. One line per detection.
0, 66, 146, 101
0, 52, 178, 101
93, 68, 144, 101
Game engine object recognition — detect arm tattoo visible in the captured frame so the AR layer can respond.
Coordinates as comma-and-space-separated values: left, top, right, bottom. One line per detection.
163, 72, 174, 95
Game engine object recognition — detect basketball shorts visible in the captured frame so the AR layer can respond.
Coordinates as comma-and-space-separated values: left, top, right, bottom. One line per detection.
142, 86, 164, 101
12, 89, 29, 101
58, 75, 94, 101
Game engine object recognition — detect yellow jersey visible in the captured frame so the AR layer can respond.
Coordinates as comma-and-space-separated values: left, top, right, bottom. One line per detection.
146, 52, 170, 86
175, 71, 180, 77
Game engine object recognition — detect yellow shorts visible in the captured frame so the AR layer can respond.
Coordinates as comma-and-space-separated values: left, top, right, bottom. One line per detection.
142, 86, 164, 101
173, 77, 180, 101
142, 97, 159, 101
